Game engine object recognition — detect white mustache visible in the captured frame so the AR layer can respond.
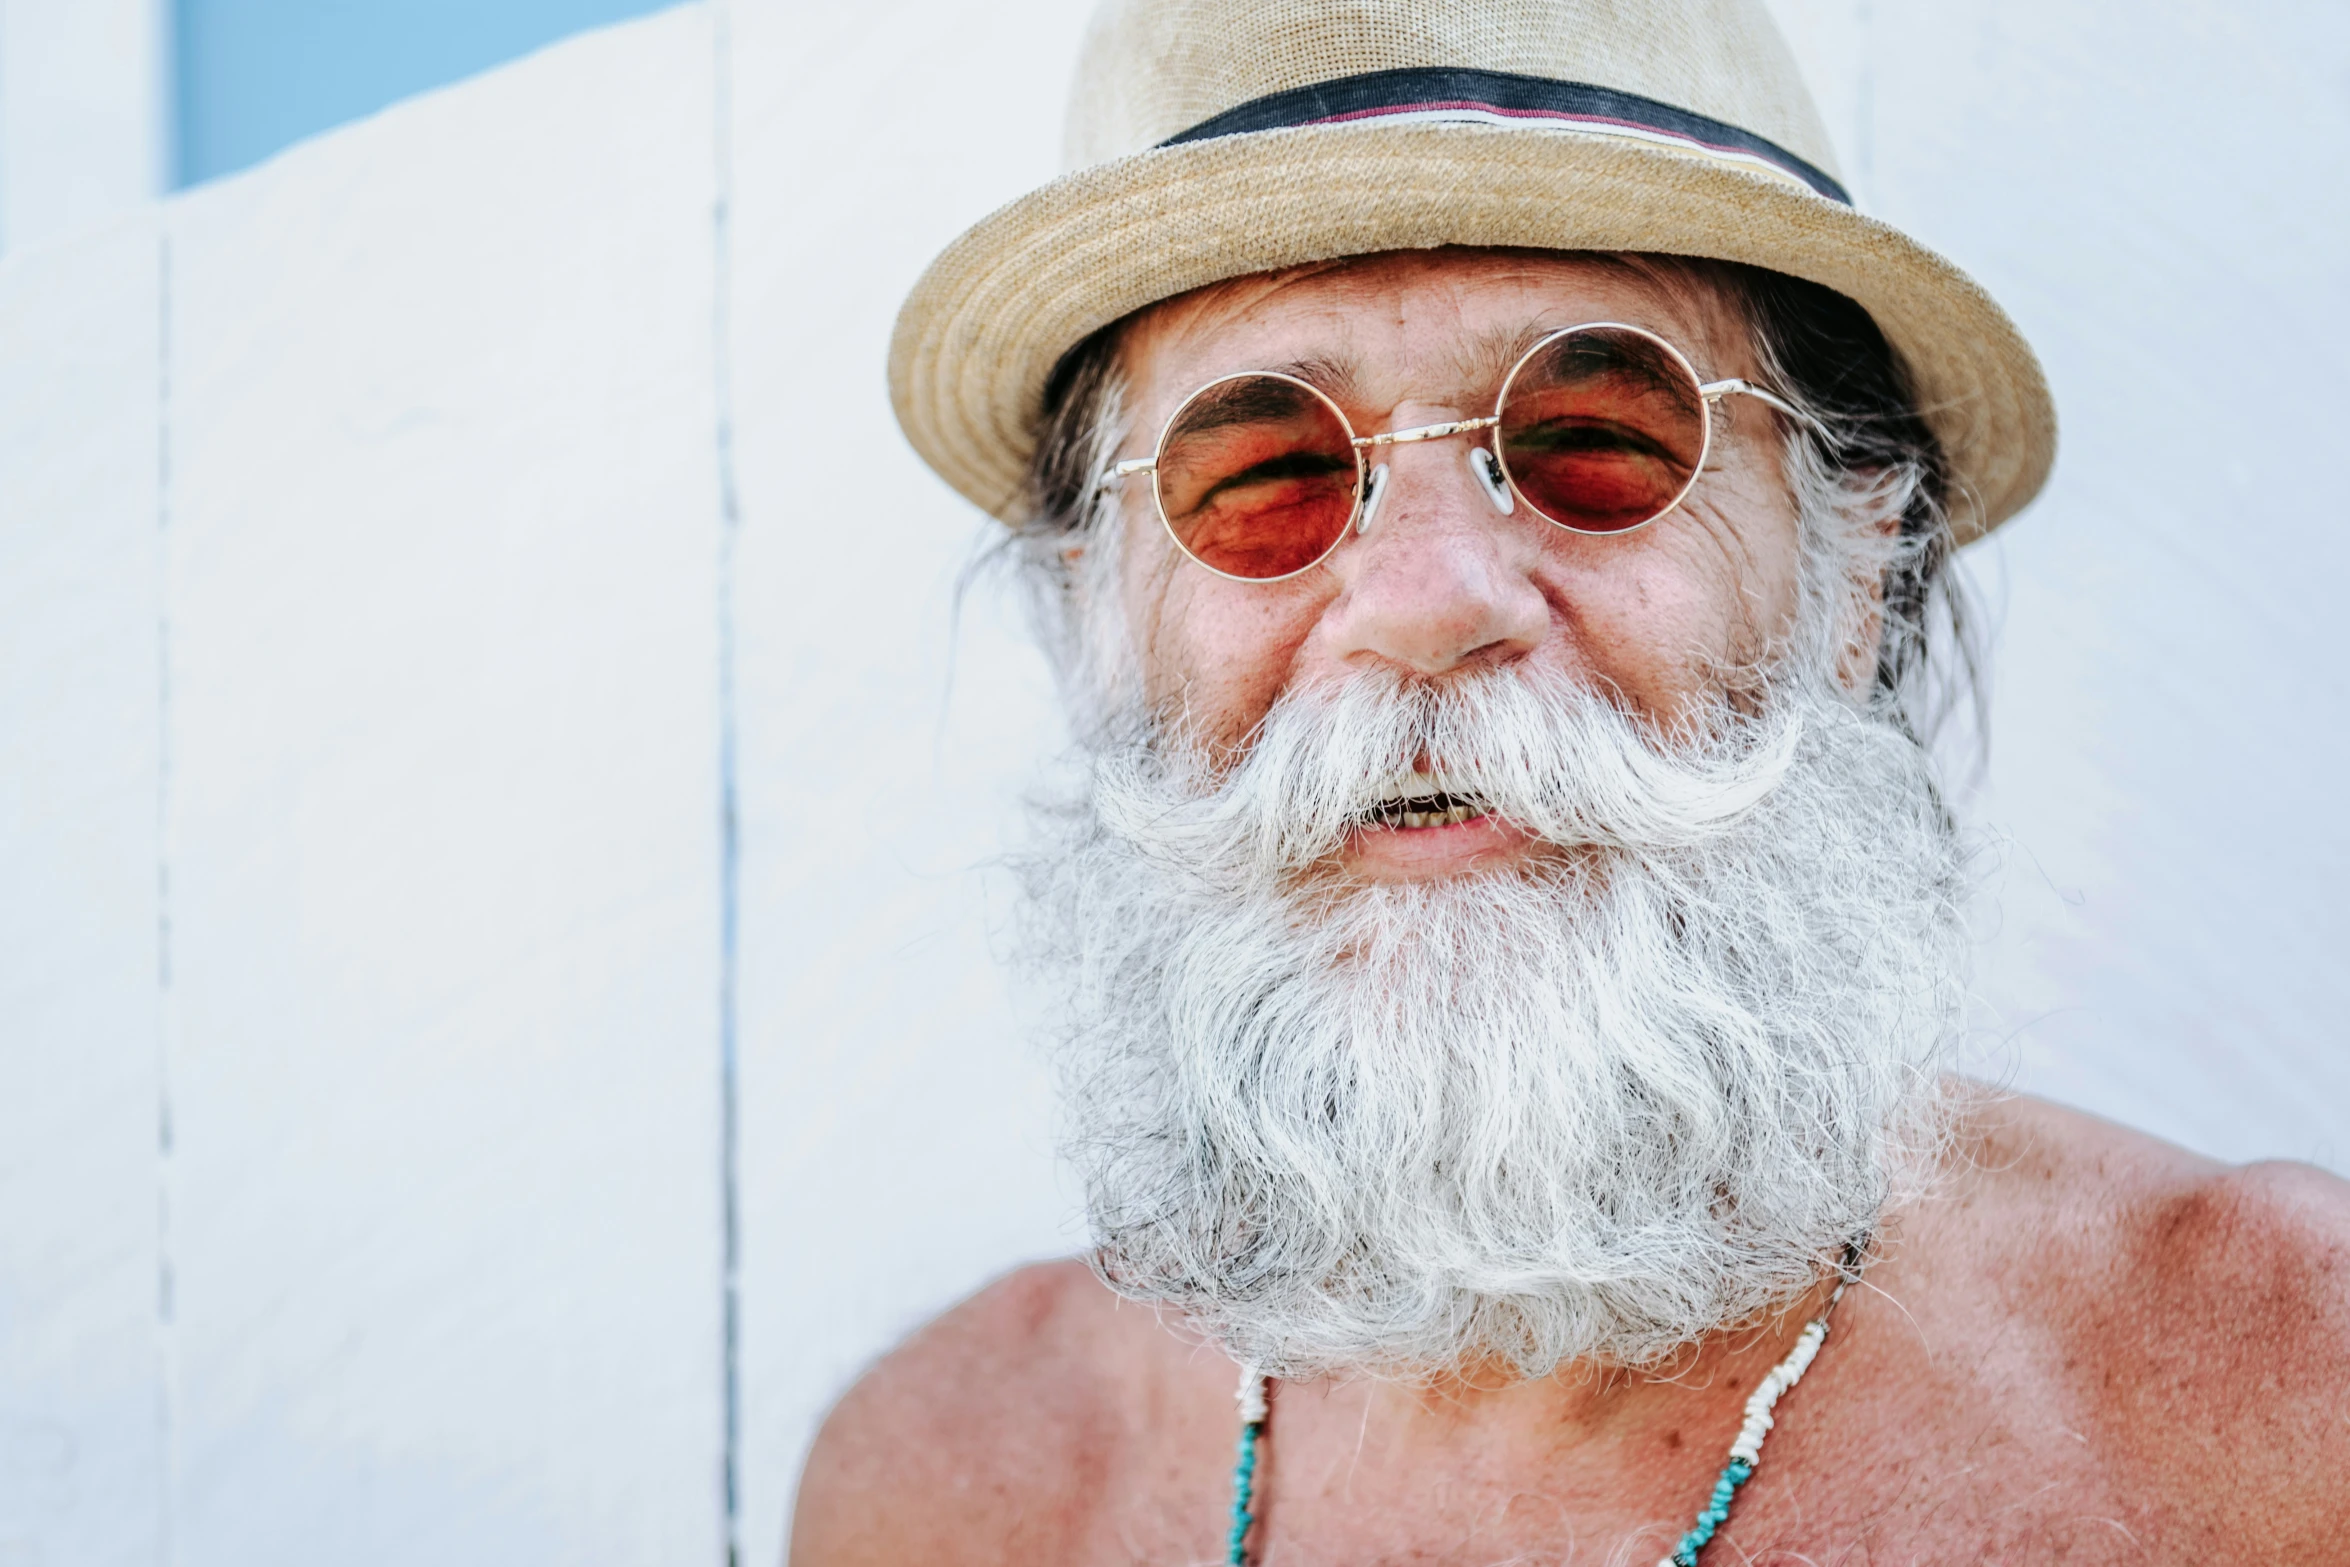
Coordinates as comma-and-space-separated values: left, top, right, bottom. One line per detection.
1096, 664, 1803, 881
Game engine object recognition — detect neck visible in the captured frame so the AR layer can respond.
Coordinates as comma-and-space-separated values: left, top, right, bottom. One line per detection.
1266, 1266, 1853, 1451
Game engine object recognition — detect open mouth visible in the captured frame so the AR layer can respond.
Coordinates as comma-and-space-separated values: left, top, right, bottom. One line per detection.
1362, 773, 1493, 831
1368, 793, 1490, 830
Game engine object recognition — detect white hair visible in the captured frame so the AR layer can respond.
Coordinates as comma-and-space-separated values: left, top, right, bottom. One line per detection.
1021, 657, 1964, 1379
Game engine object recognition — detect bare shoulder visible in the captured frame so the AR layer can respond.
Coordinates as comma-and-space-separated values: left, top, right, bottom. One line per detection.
1941, 1090, 2350, 1547
787, 1259, 1176, 1567
1951, 1089, 2350, 1296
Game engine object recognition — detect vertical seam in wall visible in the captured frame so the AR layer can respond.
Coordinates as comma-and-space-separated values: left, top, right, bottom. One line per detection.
712, 4, 745, 1564
151, 0, 178, 198
153, 218, 179, 1567
1854, 0, 1876, 206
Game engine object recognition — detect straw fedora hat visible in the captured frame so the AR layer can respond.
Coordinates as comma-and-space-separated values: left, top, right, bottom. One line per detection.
889, 0, 2055, 544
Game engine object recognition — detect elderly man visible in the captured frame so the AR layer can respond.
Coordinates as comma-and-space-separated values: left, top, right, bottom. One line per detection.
794, 0, 2350, 1560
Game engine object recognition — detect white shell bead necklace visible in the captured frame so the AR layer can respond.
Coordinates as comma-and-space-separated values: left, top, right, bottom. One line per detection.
1223, 1243, 1866, 1567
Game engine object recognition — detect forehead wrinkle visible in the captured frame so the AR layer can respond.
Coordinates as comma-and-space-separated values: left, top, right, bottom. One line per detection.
1208, 310, 1553, 413
1345, 321, 1577, 412
1130, 263, 1754, 445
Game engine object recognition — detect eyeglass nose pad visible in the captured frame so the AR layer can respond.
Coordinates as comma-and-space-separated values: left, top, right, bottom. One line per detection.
1469, 445, 1516, 516
1357, 462, 1391, 535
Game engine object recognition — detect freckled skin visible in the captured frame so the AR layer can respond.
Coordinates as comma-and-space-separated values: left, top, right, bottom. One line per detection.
790, 254, 2350, 1565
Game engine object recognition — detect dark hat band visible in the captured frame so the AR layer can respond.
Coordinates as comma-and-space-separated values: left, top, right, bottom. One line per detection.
1160, 66, 1851, 205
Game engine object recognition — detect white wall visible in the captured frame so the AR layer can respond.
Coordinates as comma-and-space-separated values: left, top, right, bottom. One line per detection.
1766, 0, 2350, 1169
0, 209, 165, 1567
161, 15, 727, 1563
0, 2, 2342, 1563
723, 8, 1088, 1565
0, 0, 168, 253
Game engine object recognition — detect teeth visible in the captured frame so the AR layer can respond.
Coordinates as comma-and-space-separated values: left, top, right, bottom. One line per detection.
1363, 768, 1493, 829
1371, 769, 1479, 804
1382, 798, 1489, 830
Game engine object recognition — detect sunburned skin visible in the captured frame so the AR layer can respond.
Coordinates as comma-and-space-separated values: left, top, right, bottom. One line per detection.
789, 253, 2350, 1565
796, 1094, 2350, 1564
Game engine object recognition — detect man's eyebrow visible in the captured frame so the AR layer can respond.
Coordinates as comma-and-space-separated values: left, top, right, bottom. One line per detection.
1262, 355, 1359, 401
1462, 325, 1561, 389
1248, 325, 1695, 410
1464, 322, 1714, 400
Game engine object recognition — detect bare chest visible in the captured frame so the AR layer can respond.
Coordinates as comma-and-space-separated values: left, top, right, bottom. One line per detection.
1075, 1398, 2166, 1566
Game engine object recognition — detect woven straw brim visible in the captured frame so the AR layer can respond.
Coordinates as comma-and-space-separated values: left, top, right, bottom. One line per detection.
891, 120, 2054, 545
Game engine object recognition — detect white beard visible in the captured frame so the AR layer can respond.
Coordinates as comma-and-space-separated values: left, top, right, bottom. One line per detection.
1021, 662, 1967, 1381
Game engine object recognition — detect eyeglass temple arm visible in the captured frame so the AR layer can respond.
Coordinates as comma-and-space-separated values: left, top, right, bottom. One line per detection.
1701, 378, 1826, 434
1098, 456, 1156, 490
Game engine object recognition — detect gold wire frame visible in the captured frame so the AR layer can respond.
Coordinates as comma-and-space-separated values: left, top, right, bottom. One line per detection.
1104, 321, 1812, 582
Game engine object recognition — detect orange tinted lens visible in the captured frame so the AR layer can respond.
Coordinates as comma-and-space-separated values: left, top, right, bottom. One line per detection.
1154, 374, 1358, 579
1497, 328, 1708, 533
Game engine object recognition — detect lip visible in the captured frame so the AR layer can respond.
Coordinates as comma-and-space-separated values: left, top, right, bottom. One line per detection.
1342, 809, 1536, 880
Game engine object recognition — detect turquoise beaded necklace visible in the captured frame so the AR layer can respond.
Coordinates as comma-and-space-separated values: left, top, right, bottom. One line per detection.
1223, 1245, 1864, 1567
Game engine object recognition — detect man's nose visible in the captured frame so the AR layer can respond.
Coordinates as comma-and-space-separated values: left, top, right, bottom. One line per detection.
1319, 441, 1549, 676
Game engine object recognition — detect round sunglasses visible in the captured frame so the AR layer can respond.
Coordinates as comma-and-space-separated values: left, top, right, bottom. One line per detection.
1102, 322, 1809, 583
